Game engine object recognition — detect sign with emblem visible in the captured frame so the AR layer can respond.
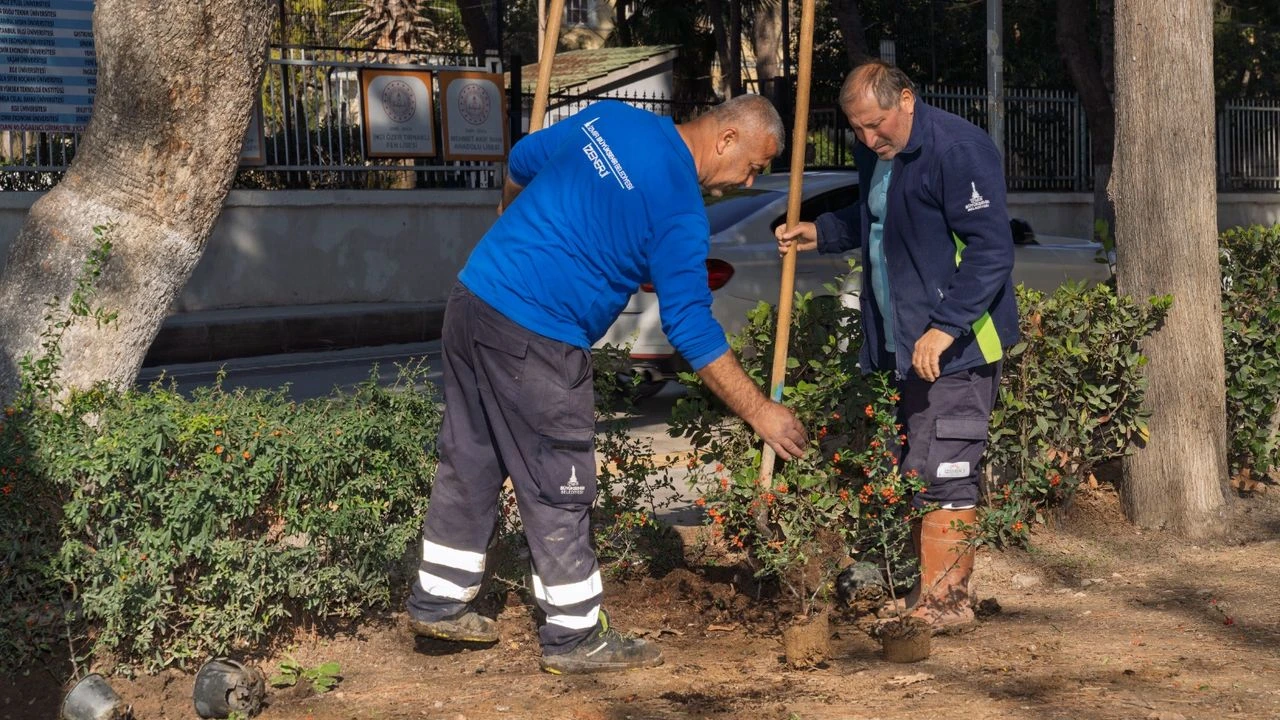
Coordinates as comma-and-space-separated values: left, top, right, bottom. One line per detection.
359, 68, 436, 158
438, 70, 506, 162
0, 0, 97, 133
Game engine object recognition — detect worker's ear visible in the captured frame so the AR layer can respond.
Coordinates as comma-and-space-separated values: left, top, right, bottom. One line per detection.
717, 127, 738, 155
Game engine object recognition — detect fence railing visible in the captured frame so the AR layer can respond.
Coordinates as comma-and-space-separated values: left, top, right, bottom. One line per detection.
1218, 99, 1280, 191
4, 53, 1280, 193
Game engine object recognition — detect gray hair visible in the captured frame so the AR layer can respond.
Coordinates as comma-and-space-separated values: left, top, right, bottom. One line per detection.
708, 94, 787, 153
839, 60, 917, 110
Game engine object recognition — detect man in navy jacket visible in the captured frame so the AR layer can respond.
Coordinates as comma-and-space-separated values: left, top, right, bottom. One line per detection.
777, 61, 1018, 632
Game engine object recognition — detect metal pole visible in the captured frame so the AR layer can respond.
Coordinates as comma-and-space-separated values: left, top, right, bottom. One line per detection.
986, 0, 1004, 159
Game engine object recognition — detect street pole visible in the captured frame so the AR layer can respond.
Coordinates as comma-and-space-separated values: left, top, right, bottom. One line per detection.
986, 0, 1005, 159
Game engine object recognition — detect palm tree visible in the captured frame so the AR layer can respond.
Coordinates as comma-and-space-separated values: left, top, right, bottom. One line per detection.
344, 0, 427, 52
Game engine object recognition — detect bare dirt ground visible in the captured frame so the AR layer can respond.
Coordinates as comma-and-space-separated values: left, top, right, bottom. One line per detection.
10, 483, 1280, 720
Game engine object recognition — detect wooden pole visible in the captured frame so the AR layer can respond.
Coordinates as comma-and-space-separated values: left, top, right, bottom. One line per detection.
528, 0, 566, 134
757, 0, 817, 500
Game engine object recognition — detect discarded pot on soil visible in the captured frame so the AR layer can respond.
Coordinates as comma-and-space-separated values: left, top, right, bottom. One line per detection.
878, 616, 931, 663
61, 673, 131, 720
193, 658, 266, 719
782, 611, 830, 669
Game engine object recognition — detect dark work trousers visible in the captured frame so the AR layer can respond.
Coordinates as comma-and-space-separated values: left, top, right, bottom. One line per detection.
897, 361, 1003, 509
407, 283, 602, 656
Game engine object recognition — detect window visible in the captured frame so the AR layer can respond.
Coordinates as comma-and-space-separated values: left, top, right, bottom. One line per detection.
564, 0, 592, 25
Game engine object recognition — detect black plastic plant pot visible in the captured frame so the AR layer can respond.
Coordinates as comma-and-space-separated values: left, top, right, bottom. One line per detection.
192, 658, 266, 719
61, 673, 131, 720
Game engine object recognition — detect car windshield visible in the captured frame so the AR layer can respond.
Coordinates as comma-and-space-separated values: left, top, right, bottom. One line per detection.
703, 188, 781, 234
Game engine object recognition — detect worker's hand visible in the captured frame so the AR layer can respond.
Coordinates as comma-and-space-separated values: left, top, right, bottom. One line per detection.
912, 328, 957, 382
775, 222, 819, 256
750, 401, 809, 461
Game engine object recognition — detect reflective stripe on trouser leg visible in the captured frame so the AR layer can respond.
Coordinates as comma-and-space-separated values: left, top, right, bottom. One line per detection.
407, 284, 507, 622
468, 316, 603, 655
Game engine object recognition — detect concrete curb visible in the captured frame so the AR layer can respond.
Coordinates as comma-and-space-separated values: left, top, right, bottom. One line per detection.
142, 302, 446, 367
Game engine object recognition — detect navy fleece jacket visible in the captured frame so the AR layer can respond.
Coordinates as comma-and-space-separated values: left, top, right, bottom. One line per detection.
815, 100, 1019, 378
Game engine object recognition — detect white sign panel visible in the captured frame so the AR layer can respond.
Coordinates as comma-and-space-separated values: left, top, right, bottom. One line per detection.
439, 71, 507, 162
360, 68, 435, 158
0, 0, 97, 132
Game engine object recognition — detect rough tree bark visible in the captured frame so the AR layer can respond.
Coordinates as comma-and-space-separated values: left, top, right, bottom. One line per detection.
831, 0, 869, 67
1111, 0, 1227, 536
1056, 0, 1115, 242
751, 0, 781, 93
0, 0, 275, 403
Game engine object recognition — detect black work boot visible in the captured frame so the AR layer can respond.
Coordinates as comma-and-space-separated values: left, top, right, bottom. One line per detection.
539, 611, 663, 674
408, 609, 499, 644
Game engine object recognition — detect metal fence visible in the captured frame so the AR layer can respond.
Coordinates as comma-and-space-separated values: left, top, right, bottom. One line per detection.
5, 56, 1280, 192
240, 46, 503, 190
1219, 100, 1280, 191
0, 46, 505, 191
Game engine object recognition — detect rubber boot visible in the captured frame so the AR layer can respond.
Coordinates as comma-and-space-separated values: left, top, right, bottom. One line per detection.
908, 508, 977, 634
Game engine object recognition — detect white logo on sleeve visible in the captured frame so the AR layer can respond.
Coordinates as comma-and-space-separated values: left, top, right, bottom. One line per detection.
964, 182, 990, 212
936, 461, 971, 478
561, 465, 586, 495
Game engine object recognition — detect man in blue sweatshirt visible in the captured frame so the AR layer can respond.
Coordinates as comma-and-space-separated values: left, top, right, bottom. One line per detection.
408, 94, 809, 673
777, 61, 1018, 633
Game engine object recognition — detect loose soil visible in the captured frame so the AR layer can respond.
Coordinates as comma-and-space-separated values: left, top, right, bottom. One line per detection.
8, 485, 1280, 720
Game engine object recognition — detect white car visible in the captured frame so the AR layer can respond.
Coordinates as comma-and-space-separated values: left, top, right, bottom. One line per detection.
594, 171, 1110, 394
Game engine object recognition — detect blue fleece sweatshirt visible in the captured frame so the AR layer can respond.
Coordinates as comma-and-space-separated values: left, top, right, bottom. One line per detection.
459, 101, 729, 370
815, 100, 1019, 378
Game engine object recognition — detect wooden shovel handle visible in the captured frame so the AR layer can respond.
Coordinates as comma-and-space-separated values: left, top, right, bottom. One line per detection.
757, 0, 817, 510
528, 0, 566, 134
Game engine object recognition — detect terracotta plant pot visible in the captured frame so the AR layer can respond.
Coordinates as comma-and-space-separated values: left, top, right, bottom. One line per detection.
878, 616, 931, 663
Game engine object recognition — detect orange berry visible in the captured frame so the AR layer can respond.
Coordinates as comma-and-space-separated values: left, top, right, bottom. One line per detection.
214, 429, 222, 437
776, 484, 787, 494
242, 451, 252, 460
695, 497, 706, 507
214, 445, 224, 454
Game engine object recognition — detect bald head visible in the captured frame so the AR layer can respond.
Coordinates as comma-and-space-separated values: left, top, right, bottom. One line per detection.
839, 60, 917, 112
677, 93, 784, 193
704, 94, 787, 154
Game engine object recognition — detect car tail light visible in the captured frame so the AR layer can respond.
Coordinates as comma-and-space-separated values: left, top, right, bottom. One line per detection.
639, 259, 736, 293
706, 258, 735, 290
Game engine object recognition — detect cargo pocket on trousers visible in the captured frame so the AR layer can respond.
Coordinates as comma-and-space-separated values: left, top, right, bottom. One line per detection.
926, 415, 990, 483
533, 430, 597, 507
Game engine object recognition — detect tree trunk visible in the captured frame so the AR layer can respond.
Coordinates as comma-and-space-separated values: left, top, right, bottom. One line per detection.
1111, 0, 1227, 537
0, 0, 275, 403
1056, 0, 1115, 241
831, 0, 869, 67
727, 0, 744, 97
751, 0, 781, 92
459, 0, 495, 55
706, 0, 731, 97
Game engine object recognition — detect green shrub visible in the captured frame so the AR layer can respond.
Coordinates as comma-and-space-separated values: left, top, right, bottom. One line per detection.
983, 283, 1171, 542
1, 368, 440, 673
1220, 224, 1280, 481
671, 274, 1169, 609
